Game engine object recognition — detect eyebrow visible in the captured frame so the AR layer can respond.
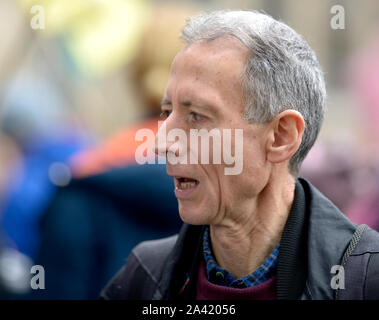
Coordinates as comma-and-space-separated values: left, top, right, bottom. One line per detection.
160, 96, 171, 107
160, 97, 215, 114
182, 100, 217, 115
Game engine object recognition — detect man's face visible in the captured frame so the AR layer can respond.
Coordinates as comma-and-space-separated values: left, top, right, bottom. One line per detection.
156, 37, 272, 225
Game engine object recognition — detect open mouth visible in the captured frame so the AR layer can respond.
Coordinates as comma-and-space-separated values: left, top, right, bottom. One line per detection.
175, 177, 200, 190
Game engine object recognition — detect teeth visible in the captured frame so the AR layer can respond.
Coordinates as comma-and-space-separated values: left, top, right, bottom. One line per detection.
180, 182, 196, 189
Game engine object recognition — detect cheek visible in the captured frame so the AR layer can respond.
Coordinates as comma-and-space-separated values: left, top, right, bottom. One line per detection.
201, 165, 227, 212
233, 140, 269, 197
243, 133, 268, 172
220, 175, 252, 205
202, 165, 223, 201
206, 165, 236, 209
201, 143, 265, 207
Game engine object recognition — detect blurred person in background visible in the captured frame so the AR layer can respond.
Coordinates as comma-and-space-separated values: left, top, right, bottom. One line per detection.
27, 3, 197, 299
0, 74, 87, 297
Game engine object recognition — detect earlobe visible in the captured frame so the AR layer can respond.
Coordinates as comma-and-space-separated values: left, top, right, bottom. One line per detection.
266, 110, 305, 164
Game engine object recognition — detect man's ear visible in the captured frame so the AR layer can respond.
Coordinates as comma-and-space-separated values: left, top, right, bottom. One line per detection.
266, 110, 305, 164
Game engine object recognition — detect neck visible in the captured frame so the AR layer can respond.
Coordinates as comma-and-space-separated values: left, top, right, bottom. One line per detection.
209, 173, 295, 279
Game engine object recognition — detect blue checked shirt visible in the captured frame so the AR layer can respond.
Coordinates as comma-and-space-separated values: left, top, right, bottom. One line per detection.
203, 226, 280, 288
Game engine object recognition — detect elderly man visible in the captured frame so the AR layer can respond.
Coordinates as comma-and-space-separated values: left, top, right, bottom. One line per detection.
101, 10, 379, 300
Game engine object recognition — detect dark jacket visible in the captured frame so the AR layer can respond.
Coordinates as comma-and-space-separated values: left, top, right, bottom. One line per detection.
101, 178, 379, 300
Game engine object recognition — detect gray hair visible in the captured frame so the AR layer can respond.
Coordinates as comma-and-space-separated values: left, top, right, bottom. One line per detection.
181, 10, 326, 175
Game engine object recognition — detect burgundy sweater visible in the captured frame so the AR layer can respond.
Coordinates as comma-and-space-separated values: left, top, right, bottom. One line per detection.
196, 260, 276, 300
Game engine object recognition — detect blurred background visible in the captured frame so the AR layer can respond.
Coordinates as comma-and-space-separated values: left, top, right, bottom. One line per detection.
0, 0, 378, 299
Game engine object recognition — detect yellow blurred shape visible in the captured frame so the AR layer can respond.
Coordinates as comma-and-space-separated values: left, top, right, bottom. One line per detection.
17, 0, 152, 77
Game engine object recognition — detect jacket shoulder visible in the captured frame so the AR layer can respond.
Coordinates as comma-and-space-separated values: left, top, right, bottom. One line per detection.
297, 178, 357, 299
100, 234, 178, 300
336, 225, 379, 300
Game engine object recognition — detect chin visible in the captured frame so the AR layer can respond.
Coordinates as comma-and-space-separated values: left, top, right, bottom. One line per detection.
178, 201, 210, 225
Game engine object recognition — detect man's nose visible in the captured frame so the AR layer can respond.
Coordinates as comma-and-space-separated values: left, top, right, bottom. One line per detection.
153, 120, 168, 158
153, 118, 179, 158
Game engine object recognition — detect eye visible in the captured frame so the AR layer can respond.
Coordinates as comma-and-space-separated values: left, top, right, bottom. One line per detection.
160, 110, 172, 119
189, 112, 205, 122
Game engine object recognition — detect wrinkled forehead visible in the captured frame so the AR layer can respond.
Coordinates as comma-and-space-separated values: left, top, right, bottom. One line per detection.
165, 37, 249, 100
173, 36, 248, 73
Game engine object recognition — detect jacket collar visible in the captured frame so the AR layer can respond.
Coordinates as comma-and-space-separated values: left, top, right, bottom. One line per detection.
276, 178, 308, 299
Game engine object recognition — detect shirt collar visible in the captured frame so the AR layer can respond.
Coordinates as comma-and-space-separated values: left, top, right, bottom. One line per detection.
202, 226, 279, 288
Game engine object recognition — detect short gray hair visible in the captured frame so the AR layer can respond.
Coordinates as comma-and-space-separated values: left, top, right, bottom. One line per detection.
181, 10, 326, 175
